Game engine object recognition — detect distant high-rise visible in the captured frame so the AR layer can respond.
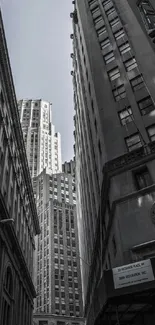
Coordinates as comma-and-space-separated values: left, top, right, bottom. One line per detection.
33, 168, 84, 325
18, 99, 62, 178
19, 99, 84, 324
71, 0, 155, 324
62, 159, 76, 177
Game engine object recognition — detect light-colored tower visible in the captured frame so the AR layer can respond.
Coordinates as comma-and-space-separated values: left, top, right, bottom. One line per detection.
18, 99, 62, 178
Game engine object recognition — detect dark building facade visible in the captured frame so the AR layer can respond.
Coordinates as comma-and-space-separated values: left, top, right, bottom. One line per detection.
0, 10, 40, 325
71, 0, 155, 324
33, 169, 83, 324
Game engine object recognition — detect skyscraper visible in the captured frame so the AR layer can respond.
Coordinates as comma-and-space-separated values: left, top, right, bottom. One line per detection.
72, 0, 155, 324
18, 99, 62, 178
33, 169, 83, 315
19, 100, 84, 323
62, 159, 76, 177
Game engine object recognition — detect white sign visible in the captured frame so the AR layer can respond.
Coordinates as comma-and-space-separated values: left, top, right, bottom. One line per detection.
112, 259, 154, 289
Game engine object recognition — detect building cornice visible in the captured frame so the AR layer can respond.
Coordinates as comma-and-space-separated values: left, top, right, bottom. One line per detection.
103, 144, 155, 177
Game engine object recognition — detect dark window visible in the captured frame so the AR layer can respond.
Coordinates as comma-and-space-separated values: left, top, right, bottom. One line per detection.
100, 37, 111, 49
113, 85, 126, 101
119, 42, 131, 55
125, 133, 142, 151
108, 253, 111, 268
55, 303, 60, 310
96, 25, 106, 36
89, 0, 96, 5
98, 140, 102, 157
119, 107, 133, 126
147, 124, 155, 142
69, 304, 74, 311
124, 57, 137, 71
134, 167, 152, 190
110, 16, 120, 27
91, 99, 94, 113
94, 15, 103, 25
108, 67, 120, 81
104, 51, 115, 64
130, 75, 144, 91
91, 6, 100, 15
55, 290, 59, 297
138, 96, 155, 116
39, 322, 48, 325
114, 28, 125, 40
112, 236, 117, 256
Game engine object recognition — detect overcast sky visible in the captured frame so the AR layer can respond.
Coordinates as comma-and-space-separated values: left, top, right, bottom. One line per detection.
1, 0, 74, 162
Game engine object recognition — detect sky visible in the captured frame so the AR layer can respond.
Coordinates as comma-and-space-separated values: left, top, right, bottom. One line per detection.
0, 0, 74, 162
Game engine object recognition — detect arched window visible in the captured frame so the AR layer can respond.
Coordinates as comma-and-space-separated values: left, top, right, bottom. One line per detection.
2, 266, 13, 325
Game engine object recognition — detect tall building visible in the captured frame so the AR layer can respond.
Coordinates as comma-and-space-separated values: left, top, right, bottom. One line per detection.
18, 99, 62, 178
71, 0, 155, 324
62, 159, 76, 177
0, 10, 40, 325
19, 99, 84, 323
33, 168, 84, 325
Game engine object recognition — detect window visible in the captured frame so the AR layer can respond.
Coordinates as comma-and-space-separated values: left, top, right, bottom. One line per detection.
94, 15, 103, 25
98, 140, 102, 156
100, 38, 111, 49
106, 7, 116, 20
119, 107, 133, 125
147, 125, 155, 142
134, 166, 152, 190
55, 303, 60, 310
113, 85, 126, 101
104, 51, 115, 64
96, 25, 106, 36
110, 17, 120, 27
112, 236, 117, 256
114, 28, 125, 40
130, 75, 144, 92
108, 67, 120, 81
91, 6, 100, 15
138, 0, 155, 31
119, 42, 131, 55
102, 0, 112, 6
89, 0, 97, 5
39, 322, 48, 325
138, 96, 155, 116
125, 133, 142, 151
124, 57, 137, 71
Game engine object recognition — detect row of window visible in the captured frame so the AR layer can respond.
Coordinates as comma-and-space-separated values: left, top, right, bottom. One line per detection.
126, 124, 155, 151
